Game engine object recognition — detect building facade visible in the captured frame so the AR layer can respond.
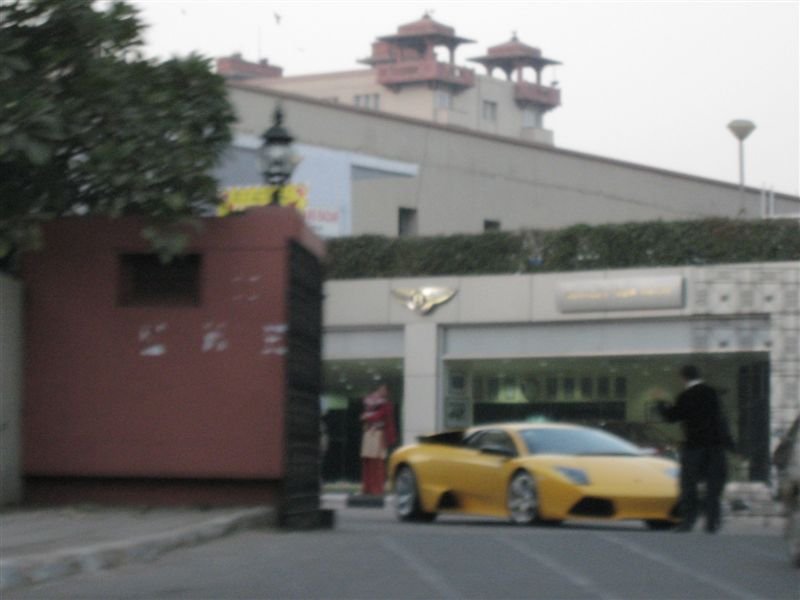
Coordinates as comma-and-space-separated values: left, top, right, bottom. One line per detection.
322, 262, 799, 484
218, 15, 562, 146
211, 20, 799, 486
218, 86, 798, 240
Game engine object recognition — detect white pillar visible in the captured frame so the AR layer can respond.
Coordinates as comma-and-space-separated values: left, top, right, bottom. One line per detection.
402, 323, 441, 444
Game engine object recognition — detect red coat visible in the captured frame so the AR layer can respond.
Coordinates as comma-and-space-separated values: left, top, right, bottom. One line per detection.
361, 400, 397, 449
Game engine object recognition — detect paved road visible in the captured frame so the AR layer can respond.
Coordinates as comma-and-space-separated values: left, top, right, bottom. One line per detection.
7, 506, 798, 599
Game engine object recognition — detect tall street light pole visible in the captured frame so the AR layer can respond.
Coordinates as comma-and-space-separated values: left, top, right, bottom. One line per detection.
727, 119, 756, 191
260, 105, 296, 205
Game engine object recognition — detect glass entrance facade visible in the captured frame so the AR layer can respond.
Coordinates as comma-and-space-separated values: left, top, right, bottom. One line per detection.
444, 352, 770, 481
321, 359, 403, 484
321, 352, 770, 484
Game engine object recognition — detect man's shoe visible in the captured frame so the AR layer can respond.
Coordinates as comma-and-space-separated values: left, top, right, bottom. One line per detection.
674, 522, 694, 532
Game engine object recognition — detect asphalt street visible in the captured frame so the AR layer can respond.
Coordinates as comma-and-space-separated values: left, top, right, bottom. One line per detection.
6, 506, 798, 600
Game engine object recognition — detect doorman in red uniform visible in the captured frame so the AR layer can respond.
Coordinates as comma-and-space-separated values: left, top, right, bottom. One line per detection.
359, 385, 397, 495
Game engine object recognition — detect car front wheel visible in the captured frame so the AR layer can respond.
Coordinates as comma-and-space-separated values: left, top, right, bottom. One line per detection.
394, 466, 436, 522
508, 471, 540, 525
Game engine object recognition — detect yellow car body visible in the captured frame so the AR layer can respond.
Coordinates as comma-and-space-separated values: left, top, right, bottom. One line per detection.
388, 422, 680, 527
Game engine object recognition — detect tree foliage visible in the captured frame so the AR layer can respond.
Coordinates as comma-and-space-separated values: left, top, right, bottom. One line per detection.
0, 0, 235, 262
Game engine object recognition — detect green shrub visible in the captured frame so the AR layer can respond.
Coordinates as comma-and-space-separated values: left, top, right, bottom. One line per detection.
325, 218, 800, 279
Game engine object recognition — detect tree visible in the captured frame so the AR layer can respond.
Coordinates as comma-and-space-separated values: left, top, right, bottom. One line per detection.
0, 0, 235, 264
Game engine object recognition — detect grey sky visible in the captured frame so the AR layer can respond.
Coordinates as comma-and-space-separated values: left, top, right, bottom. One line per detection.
130, 1, 800, 196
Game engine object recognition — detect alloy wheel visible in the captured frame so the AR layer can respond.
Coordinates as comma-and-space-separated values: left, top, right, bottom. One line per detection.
508, 471, 539, 524
394, 467, 417, 519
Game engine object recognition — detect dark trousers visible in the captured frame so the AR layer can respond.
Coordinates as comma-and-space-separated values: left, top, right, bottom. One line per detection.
679, 446, 728, 531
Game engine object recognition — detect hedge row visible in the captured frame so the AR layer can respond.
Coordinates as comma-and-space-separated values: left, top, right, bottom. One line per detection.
324, 219, 800, 279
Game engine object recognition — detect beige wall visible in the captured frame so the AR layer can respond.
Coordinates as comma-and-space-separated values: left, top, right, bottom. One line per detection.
228, 86, 798, 237
253, 70, 442, 124
248, 71, 555, 142
352, 177, 419, 236
0, 274, 23, 505
449, 75, 548, 139
254, 70, 376, 104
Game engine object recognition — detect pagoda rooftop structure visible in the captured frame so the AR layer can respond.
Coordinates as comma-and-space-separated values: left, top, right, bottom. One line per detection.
470, 34, 562, 111
361, 14, 476, 92
379, 13, 475, 55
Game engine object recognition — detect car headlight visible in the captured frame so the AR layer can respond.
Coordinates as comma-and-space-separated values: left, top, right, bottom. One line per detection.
555, 466, 590, 485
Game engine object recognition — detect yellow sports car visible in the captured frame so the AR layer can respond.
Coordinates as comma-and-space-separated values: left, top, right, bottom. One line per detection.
388, 422, 680, 529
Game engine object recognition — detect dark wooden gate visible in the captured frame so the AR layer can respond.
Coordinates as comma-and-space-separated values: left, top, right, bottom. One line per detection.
281, 241, 328, 527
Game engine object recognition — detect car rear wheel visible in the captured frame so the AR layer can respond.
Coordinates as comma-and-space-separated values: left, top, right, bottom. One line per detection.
394, 466, 436, 522
508, 471, 540, 525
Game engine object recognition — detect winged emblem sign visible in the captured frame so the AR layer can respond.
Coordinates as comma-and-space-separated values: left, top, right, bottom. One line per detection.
391, 287, 457, 315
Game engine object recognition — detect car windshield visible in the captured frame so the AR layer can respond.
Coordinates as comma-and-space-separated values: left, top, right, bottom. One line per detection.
520, 427, 642, 456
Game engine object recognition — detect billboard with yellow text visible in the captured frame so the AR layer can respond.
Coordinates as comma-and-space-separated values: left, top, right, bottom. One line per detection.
217, 184, 309, 216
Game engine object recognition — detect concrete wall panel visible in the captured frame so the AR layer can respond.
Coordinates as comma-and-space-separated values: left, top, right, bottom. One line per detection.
458, 275, 532, 322
324, 280, 392, 326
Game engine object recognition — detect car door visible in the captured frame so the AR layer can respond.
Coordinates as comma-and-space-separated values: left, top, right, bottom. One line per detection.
448, 429, 518, 515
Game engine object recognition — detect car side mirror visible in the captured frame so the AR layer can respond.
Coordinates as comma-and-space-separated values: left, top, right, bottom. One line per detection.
480, 444, 516, 458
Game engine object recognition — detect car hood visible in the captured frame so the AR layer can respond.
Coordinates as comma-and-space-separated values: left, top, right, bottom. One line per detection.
522, 454, 677, 487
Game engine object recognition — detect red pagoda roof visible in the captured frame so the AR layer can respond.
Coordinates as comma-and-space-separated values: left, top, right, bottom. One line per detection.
470, 34, 560, 70
379, 13, 474, 47
486, 37, 542, 59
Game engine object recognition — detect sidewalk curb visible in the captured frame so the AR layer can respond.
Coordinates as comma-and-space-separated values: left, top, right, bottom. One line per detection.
0, 507, 275, 592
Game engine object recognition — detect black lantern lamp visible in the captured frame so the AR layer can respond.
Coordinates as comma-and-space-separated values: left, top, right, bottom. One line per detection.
260, 106, 296, 205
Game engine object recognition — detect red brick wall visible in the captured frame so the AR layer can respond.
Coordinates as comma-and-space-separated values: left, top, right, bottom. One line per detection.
22, 208, 323, 493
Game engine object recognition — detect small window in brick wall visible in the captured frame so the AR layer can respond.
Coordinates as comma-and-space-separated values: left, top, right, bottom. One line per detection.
119, 254, 202, 306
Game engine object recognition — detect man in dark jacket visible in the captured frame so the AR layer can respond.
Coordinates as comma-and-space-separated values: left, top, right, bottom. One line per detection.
658, 365, 733, 533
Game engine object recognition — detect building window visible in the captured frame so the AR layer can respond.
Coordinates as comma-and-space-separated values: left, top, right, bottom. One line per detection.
354, 93, 380, 110
398, 208, 418, 237
597, 376, 610, 399
523, 107, 543, 128
435, 90, 452, 109
449, 373, 466, 394
482, 100, 498, 121
119, 254, 202, 306
522, 378, 539, 401
484, 220, 500, 232
580, 377, 593, 398
563, 377, 575, 400
472, 375, 484, 401
614, 376, 628, 399
487, 376, 500, 400
546, 377, 558, 400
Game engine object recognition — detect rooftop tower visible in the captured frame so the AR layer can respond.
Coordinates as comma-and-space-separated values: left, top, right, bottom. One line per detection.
361, 13, 476, 93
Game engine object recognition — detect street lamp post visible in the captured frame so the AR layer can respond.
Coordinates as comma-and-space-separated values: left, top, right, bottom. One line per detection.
727, 119, 756, 191
260, 106, 296, 205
